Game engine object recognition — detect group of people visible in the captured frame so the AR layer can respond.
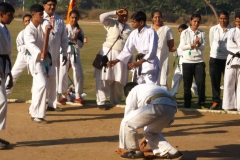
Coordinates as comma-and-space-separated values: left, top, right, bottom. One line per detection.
94, 8, 240, 159
1, 0, 240, 159
0, 0, 85, 149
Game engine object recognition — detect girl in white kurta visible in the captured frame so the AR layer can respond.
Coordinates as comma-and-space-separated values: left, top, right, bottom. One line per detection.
151, 10, 174, 90
6, 14, 31, 95
58, 10, 84, 104
222, 13, 240, 111
94, 9, 132, 106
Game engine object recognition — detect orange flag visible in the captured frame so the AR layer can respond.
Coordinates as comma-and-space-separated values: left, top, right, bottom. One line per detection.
66, 0, 77, 24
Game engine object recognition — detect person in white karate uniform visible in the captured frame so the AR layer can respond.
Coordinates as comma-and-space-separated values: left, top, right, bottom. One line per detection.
0, 2, 14, 149
43, 0, 68, 112
94, 9, 132, 109
108, 11, 159, 85
151, 10, 174, 90
171, 24, 198, 97
209, 11, 231, 110
58, 10, 84, 105
5, 14, 31, 95
117, 82, 182, 159
24, 4, 52, 123
222, 12, 240, 111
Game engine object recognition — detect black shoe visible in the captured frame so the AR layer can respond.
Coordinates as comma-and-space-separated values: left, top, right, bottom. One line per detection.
98, 105, 110, 110
47, 106, 63, 112
0, 139, 10, 150
120, 151, 145, 159
31, 117, 48, 124
159, 151, 183, 159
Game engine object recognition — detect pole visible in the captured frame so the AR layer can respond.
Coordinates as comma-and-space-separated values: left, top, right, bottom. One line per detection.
23, 0, 25, 11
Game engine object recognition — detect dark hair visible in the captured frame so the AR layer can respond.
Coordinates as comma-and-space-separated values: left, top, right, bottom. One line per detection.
190, 13, 201, 21
131, 11, 146, 23
124, 82, 138, 97
235, 12, 240, 19
42, 0, 57, 4
178, 24, 188, 30
23, 14, 32, 21
0, 2, 15, 14
30, 4, 44, 13
69, 10, 80, 29
151, 10, 162, 18
219, 10, 229, 24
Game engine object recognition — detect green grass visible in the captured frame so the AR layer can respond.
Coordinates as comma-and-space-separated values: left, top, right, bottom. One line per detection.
7, 20, 220, 108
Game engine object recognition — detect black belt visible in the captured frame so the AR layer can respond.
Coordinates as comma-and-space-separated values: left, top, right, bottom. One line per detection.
227, 52, 240, 65
135, 53, 145, 76
0, 55, 11, 76
135, 53, 152, 76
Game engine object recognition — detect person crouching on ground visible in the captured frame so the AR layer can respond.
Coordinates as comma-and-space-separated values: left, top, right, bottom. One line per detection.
117, 82, 182, 159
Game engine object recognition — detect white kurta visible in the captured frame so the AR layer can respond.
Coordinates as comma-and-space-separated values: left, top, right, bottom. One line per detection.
95, 11, 132, 105
6, 29, 29, 94
0, 23, 11, 130
24, 21, 51, 118
222, 27, 240, 111
58, 24, 84, 95
153, 25, 173, 89
119, 84, 177, 156
44, 11, 68, 108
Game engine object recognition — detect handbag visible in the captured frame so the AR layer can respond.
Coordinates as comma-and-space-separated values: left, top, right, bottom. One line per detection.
92, 53, 103, 69
92, 24, 126, 72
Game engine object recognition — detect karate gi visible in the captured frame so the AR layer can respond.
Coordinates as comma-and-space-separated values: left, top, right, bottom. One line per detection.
117, 25, 159, 85
6, 29, 28, 94
209, 24, 231, 103
180, 27, 206, 108
24, 21, 52, 118
119, 84, 178, 156
58, 24, 84, 97
153, 25, 174, 90
95, 11, 132, 105
222, 27, 240, 111
44, 12, 68, 108
0, 23, 11, 130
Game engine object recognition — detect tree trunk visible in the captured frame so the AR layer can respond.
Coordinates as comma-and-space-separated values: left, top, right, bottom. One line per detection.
203, 0, 218, 21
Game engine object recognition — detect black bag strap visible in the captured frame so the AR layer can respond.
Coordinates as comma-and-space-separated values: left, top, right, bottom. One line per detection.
104, 24, 126, 56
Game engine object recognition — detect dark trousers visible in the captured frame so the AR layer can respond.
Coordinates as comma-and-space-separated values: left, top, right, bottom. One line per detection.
182, 62, 206, 108
209, 57, 226, 102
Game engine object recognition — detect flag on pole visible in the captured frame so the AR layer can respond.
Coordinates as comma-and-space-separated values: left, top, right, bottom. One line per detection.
66, 0, 77, 24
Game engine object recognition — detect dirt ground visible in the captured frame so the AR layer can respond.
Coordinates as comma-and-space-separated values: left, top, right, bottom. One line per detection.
1, 102, 240, 160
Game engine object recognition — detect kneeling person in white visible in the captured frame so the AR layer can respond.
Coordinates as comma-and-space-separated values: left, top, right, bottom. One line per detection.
118, 82, 182, 159
24, 4, 52, 123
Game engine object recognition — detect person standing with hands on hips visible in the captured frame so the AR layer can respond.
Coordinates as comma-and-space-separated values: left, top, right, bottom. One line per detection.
179, 13, 206, 108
